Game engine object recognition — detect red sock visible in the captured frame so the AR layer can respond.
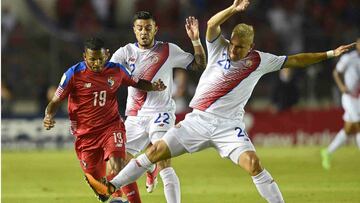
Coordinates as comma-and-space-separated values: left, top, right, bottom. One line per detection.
107, 174, 123, 198
121, 182, 141, 203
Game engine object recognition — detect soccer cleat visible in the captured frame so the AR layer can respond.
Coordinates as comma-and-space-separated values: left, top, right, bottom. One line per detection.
84, 175, 109, 202
84, 173, 114, 202
146, 164, 159, 193
321, 149, 331, 170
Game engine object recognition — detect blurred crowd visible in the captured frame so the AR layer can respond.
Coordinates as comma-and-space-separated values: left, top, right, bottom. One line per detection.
2, 0, 359, 117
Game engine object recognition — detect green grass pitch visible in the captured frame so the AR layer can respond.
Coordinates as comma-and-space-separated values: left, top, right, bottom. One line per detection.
2, 147, 360, 203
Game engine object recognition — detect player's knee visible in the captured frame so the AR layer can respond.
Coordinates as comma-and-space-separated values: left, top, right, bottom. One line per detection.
158, 159, 171, 170
344, 123, 356, 135
108, 157, 126, 174
248, 156, 262, 176
240, 152, 262, 176
146, 140, 171, 163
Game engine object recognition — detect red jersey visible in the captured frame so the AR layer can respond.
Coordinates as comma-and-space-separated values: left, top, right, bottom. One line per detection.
55, 61, 137, 136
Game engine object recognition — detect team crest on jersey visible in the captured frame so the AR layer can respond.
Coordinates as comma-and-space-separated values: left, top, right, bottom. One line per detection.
245, 60, 253, 67
150, 55, 159, 63
108, 77, 115, 87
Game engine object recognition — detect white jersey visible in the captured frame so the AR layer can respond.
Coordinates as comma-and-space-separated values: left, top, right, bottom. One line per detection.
189, 35, 287, 120
111, 41, 194, 116
336, 50, 360, 96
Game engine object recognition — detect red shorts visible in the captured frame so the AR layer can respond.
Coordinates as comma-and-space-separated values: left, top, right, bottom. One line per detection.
75, 121, 126, 179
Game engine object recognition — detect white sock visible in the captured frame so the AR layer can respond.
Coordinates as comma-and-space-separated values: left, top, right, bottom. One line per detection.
356, 133, 360, 149
327, 129, 348, 154
252, 169, 284, 203
160, 167, 181, 203
110, 154, 152, 189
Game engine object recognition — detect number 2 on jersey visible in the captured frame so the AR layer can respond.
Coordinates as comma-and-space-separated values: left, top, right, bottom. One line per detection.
154, 113, 170, 124
93, 90, 106, 106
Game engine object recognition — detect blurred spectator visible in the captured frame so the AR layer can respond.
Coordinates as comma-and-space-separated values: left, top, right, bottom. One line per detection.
172, 69, 191, 114
271, 68, 300, 112
267, 0, 304, 54
1, 5, 19, 50
55, 0, 76, 29
90, 0, 117, 28
1, 81, 13, 117
1, 0, 359, 117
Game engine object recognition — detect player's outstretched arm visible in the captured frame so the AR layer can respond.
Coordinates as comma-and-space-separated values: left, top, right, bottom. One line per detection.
185, 16, 206, 71
206, 0, 250, 42
284, 42, 356, 68
43, 96, 62, 130
134, 79, 167, 91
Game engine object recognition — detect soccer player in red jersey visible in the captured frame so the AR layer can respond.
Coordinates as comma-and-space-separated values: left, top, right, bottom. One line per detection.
43, 37, 165, 203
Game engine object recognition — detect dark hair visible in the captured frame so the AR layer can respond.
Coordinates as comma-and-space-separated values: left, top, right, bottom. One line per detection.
84, 37, 105, 50
133, 11, 155, 23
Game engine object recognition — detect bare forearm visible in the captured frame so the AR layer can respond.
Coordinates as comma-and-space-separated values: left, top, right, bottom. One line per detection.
285, 52, 328, 68
135, 79, 154, 91
45, 100, 61, 118
191, 44, 207, 71
207, 5, 237, 41
208, 5, 237, 28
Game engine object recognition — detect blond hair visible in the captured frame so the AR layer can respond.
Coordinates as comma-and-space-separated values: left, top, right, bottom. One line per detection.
232, 23, 254, 43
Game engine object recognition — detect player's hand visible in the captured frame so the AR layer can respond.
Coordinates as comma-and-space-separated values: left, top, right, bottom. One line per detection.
185, 16, 199, 41
333, 42, 356, 57
152, 79, 167, 91
43, 114, 56, 130
232, 0, 250, 12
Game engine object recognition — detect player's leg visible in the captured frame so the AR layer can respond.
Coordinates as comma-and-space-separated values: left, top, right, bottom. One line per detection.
236, 150, 284, 203
104, 124, 142, 203
151, 131, 181, 203
322, 94, 359, 169
356, 122, 360, 149
85, 126, 190, 196
77, 146, 110, 202
214, 122, 284, 203
124, 116, 159, 193
85, 111, 205, 195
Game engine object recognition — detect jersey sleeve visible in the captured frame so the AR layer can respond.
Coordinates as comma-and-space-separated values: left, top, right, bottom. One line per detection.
55, 68, 74, 100
258, 51, 287, 73
168, 43, 194, 70
111, 47, 127, 65
117, 63, 138, 87
335, 54, 349, 73
206, 34, 228, 59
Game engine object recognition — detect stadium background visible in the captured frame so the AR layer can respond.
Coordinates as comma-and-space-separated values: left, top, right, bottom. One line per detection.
2, 0, 360, 202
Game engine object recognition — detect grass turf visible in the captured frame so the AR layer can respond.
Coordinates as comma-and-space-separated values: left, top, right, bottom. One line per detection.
2, 146, 360, 203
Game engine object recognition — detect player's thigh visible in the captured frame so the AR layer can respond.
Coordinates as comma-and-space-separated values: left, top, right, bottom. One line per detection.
149, 112, 176, 143
162, 112, 211, 157
125, 116, 151, 156
75, 140, 106, 179
102, 124, 127, 170
344, 121, 358, 134
342, 94, 360, 123
212, 124, 255, 165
